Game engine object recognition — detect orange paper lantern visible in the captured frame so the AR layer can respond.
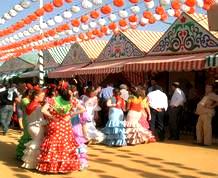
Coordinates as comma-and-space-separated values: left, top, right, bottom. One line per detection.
174, 10, 181, 17
53, 0, 64, 7
23, 17, 32, 25
161, 13, 168, 21
113, 0, 125, 7
185, 0, 196, 7
128, 15, 138, 22
187, 7, 195, 14
171, 0, 180, 10
71, 19, 80, 27
129, 0, 139, 3
108, 22, 117, 30
143, 11, 152, 19
79, 33, 85, 40
90, 11, 100, 19
65, 0, 73, 3
29, 13, 38, 21
119, 19, 128, 27
81, 15, 89, 23
100, 26, 108, 33
203, 3, 211, 10
155, 6, 165, 15
148, 17, 156, 24
43, 3, 54, 12
35, 8, 45, 16
101, 5, 112, 14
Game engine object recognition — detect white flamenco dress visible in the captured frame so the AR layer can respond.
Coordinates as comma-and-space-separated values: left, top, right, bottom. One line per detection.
81, 96, 105, 143
22, 106, 46, 169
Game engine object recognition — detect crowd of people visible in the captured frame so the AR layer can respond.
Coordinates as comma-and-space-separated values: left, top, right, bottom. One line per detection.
0, 79, 217, 174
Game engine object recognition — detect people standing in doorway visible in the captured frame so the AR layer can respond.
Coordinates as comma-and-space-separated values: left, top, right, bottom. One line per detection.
168, 82, 186, 140
195, 84, 218, 146
147, 87, 168, 141
148, 78, 162, 93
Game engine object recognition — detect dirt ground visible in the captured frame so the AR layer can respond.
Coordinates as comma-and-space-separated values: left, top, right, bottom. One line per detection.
0, 129, 218, 178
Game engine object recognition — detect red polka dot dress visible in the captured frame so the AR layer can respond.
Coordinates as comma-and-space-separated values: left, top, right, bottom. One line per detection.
36, 98, 80, 173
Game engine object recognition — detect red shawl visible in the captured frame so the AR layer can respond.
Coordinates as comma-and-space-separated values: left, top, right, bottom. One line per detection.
26, 100, 39, 115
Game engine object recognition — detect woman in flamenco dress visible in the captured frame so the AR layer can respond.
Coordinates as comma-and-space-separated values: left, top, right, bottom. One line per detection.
125, 88, 155, 145
37, 82, 81, 173
102, 88, 127, 147
21, 88, 46, 169
16, 86, 33, 160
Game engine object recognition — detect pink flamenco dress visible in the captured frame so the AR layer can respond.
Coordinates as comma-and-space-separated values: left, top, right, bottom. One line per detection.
36, 96, 80, 173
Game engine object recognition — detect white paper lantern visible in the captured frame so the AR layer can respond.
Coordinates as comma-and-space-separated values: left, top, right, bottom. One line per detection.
73, 27, 80, 33
92, 0, 102, 5
146, 1, 154, 9
120, 26, 128, 31
14, 5, 24, 12
63, 10, 72, 19
196, 0, 204, 7
9, 9, 17, 17
181, 4, 190, 12
160, 0, 171, 6
18, 32, 24, 38
4, 13, 11, 20
47, 19, 55, 26
13, 34, 19, 40
109, 14, 117, 22
54, 15, 63, 23
28, 27, 35, 33
140, 17, 149, 25
71, 6, 80, 13
119, 10, 128, 18
21, 0, 31, 8
65, 30, 73, 35
5, 38, 10, 43
131, 6, 140, 14
40, 22, 48, 29
129, 22, 137, 26
89, 21, 97, 28
81, 24, 89, 31
0, 18, 5, 24
106, 29, 112, 35
48, 36, 54, 41
43, 38, 49, 43
9, 37, 15, 43
33, 24, 41, 31
154, 14, 161, 21
23, 30, 31, 36
98, 18, 106, 26
167, 9, 175, 16
82, 0, 93, 9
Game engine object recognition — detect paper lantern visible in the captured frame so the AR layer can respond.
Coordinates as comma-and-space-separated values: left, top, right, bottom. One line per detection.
203, 3, 211, 10
23, 30, 31, 36
4, 13, 11, 20
9, 9, 17, 17
153, 14, 161, 21
119, 10, 128, 18
63, 10, 72, 19
149, 17, 156, 24
14, 4, 24, 12
167, 8, 175, 16
140, 17, 149, 25
81, 15, 89, 23
23, 17, 32, 24
90, 11, 100, 19
161, 13, 168, 21
29, 13, 38, 21
13, 34, 19, 40
160, 0, 171, 5
33, 24, 41, 31
98, 18, 106, 26
18, 32, 24, 38
113, 0, 125, 7
54, 15, 63, 23
65, 0, 73, 3
181, 4, 191, 11
21, 0, 31, 8
185, 0, 196, 6
143, 11, 152, 19
155, 6, 165, 15
72, 27, 79, 33
187, 7, 195, 14
196, 0, 204, 7
109, 13, 117, 22
128, 15, 138, 22
174, 10, 181, 17
40, 22, 48, 29
47, 19, 55, 26
100, 26, 108, 33
71, 19, 80, 27
171, 0, 181, 10
65, 29, 73, 35
28, 27, 35, 33
82, 0, 93, 9
43, 3, 54, 12
81, 24, 89, 31
108, 22, 117, 30
35, 8, 44, 17
92, 0, 103, 5
53, 0, 64, 7
131, 5, 140, 14
71, 6, 80, 13
89, 21, 97, 28
101, 5, 112, 14
146, 1, 155, 8
119, 19, 127, 27
129, 0, 139, 3
79, 33, 85, 40
0, 18, 5, 25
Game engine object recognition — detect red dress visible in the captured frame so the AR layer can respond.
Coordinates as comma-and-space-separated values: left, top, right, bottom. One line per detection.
37, 98, 80, 173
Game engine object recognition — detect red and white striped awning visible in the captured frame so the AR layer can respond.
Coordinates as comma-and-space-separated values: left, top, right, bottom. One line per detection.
63, 59, 132, 77
48, 63, 87, 78
124, 53, 209, 72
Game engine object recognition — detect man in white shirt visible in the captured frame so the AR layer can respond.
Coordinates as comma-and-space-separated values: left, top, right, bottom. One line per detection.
168, 82, 186, 140
147, 87, 168, 141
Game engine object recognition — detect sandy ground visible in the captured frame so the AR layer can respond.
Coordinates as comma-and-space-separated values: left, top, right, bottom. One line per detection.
0, 129, 218, 178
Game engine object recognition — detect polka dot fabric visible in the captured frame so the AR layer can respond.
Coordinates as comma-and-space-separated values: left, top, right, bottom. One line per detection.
37, 98, 80, 173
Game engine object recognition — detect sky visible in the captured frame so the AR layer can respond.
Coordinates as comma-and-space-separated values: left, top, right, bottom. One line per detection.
0, 0, 208, 64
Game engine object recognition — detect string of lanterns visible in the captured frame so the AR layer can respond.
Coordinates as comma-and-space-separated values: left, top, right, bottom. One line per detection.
0, 0, 216, 61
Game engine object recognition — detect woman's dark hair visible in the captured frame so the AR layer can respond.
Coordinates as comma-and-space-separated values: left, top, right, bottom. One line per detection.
22, 89, 33, 98
58, 87, 71, 101
86, 87, 95, 97
46, 86, 56, 98
134, 88, 145, 98
113, 88, 121, 96
29, 90, 42, 101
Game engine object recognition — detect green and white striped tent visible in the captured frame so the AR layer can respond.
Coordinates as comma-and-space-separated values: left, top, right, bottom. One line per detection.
205, 53, 218, 68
